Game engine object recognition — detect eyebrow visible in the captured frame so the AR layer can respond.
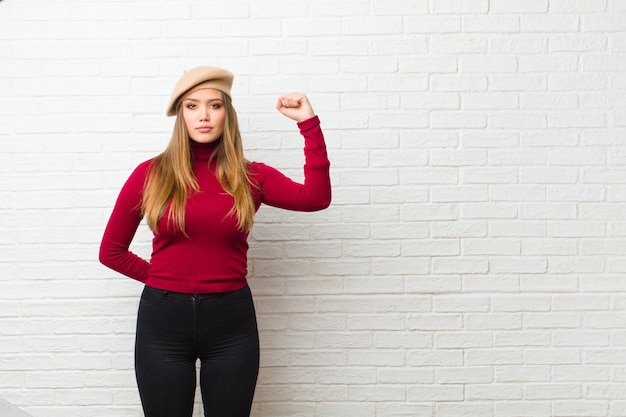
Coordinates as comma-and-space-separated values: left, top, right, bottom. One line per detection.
183, 98, 223, 103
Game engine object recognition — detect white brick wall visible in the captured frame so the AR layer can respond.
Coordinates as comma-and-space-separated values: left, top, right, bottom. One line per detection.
1, 0, 626, 416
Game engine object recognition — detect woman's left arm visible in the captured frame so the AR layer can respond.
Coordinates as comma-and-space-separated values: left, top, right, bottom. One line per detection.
254, 94, 331, 211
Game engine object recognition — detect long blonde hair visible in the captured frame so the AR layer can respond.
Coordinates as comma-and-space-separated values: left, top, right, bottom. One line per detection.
141, 92, 255, 235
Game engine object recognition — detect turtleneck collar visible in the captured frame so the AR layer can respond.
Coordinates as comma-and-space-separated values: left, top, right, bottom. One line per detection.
190, 140, 220, 162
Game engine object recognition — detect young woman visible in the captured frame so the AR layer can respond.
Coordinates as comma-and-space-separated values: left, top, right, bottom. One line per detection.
99, 66, 331, 417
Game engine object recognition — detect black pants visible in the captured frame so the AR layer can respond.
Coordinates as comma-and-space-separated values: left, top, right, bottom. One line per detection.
134, 284, 260, 417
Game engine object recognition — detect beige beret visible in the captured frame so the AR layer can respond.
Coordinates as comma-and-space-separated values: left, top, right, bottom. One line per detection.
166, 66, 234, 116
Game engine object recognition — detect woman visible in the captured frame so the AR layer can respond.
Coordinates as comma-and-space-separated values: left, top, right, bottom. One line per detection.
99, 66, 331, 417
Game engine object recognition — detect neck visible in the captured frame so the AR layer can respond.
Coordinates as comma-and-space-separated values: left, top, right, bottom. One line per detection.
190, 140, 220, 161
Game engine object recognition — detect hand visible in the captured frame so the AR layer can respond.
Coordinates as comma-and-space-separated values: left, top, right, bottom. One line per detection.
275, 93, 316, 122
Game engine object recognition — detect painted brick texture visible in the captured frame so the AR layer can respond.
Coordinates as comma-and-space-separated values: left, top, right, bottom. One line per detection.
1, 0, 626, 416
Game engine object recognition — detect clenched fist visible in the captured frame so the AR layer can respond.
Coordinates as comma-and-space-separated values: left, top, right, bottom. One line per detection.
275, 93, 316, 122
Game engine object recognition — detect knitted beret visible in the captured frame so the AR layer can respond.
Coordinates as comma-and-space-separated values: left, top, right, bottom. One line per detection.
166, 66, 234, 116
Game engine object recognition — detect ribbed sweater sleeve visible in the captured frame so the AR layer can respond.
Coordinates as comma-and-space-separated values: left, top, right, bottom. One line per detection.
251, 116, 331, 211
98, 161, 151, 282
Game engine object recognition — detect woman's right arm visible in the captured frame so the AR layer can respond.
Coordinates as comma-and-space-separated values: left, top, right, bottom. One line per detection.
99, 161, 152, 282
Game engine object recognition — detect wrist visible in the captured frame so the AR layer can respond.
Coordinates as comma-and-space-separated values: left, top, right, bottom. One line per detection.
297, 115, 320, 130
297, 113, 316, 123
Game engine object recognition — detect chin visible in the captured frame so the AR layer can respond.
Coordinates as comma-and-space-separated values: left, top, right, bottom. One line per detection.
192, 136, 219, 144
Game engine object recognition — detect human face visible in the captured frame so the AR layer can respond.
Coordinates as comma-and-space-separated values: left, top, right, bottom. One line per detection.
181, 88, 226, 144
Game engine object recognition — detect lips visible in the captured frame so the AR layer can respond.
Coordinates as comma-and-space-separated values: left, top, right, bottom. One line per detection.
197, 127, 212, 133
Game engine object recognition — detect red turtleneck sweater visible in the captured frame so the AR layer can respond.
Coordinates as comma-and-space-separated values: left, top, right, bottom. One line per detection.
99, 116, 330, 293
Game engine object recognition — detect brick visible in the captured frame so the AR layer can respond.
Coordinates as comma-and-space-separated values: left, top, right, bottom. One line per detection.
488, 112, 547, 129
466, 314, 523, 330
430, 111, 487, 129
103, 22, 160, 39
489, 150, 548, 166
430, 74, 488, 92
492, 295, 550, 312
311, 1, 370, 16
462, 238, 521, 255
369, 112, 429, 129
407, 384, 465, 401
430, 221, 487, 238
495, 366, 551, 383
349, 384, 405, 401
282, 18, 342, 37
519, 203, 577, 219
552, 295, 609, 311
521, 275, 579, 292
520, 92, 578, 109
400, 55, 457, 73
520, 168, 578, 184
431, 0, 489, 14
370, 74, 429, 92
585, 312, 626, 329
371, 150, 428, 167
462, 132, 518, 147
407, 314, 463, 331
432, 257, 489, 274
433, 295, 489, 312
496, 401, 552, 417
403, 92, 459, 110
495, 331, 550, 347
343, 277, 404, 294
550, 222, 605, 238
553, 365, 609, 382
374, 332, 432, 349
371, 186, 428, 203
552, 400, 609, 416
405, 276, 462, 294
436, 332, 493, 349
343, 17, 403, 35
348, 350, 405, 366
372, 258, 429, 275
459, 55, 518, 73
40, 21, 102, 39
551, 0, 607, 12
370, 36, 429, 55
315, 368, 375, 384
403, 239, 459, 256
466, 349, 524, 366
285, 278, 344, 295
465, 384, 523, 400
521, 15, 581, 32
406, 16, 460, 33
524, 313, 581, 329
547, 185, 606, 202
463, 15, 520, 32
378, 368, 434, 384
400, 168, 459, 185
548, 256, 605, 273
430, 149, 487, 167
491, 0, 548, 13
338, 57, 398, 74
553, 330, 609, 347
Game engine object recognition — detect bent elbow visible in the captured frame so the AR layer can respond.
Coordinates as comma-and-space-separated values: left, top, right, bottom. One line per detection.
319, 195, 332, 210
311, 193, 332, 211
98, 246, 111, 268
98, 240, 118, 270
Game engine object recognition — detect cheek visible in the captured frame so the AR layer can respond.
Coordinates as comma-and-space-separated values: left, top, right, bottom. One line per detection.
215, 112, 226, 130
182, 110, 194, 130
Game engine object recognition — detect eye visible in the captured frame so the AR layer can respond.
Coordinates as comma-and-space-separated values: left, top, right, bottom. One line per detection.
210, 102, 222, 109
186, 103, 197, 109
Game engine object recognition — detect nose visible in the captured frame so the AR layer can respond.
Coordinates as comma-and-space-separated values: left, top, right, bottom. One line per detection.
200, 105, 210, 121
